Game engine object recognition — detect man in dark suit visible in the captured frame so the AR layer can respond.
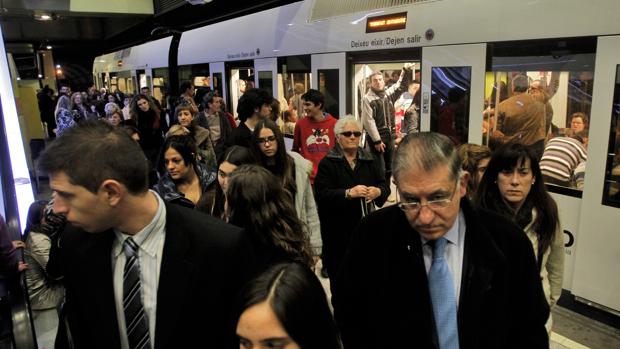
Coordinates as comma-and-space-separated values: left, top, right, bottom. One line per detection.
42, 120, 255, 348
332, 132, 549, 349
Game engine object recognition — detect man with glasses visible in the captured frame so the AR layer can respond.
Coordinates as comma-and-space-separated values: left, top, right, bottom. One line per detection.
333, 132, 549, 349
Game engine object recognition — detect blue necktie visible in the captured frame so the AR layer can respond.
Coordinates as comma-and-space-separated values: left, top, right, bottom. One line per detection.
123, 238, 152, 349
428, 237, 459, 349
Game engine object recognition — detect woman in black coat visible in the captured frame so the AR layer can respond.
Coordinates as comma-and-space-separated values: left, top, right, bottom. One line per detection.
314, 115, 389, 287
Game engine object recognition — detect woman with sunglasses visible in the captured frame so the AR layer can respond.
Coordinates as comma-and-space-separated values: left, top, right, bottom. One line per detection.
250, 119, 322, 260
314, 115, 389, 285
476, 142, 563, 333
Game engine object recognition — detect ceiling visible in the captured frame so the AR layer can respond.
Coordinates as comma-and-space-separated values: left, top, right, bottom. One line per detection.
0, 0, 300, 55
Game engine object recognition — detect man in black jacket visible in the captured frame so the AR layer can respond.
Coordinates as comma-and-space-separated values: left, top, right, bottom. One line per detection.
42, 121, 255, 348
332, 132, 549, 349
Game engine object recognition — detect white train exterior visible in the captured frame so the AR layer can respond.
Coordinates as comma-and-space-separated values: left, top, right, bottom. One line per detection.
94, 0, 620, 315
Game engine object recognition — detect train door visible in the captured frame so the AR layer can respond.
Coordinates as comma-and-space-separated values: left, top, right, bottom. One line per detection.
226, 60, 254, 119
571, 35, 620, 314
255, 58, 278, 98
311, 53, 345, 118
421, 43, 486, 144
349, 49, 421, 147
209, 62, 226, 104
483, 37, 597, 297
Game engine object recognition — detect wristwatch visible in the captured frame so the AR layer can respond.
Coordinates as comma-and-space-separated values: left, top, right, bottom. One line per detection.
345, 189, 351, 199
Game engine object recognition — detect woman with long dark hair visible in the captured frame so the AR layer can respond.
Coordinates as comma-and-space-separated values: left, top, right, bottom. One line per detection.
154, 135, 217, 212
236, 263, 342, 349
130, 94, 163, 164
226, 165, 314, 268
476, 142, 564, 333
250, 119, 321, 257
211, 146, 256, 219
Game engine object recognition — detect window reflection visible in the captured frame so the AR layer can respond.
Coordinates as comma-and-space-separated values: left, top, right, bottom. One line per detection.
603, 65, 620, 207
431, 66, 471, 146
483, 44, 595, 192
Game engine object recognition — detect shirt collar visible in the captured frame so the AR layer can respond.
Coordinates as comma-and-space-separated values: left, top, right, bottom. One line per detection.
113, 190, 166, 258
420, 209, 465, 247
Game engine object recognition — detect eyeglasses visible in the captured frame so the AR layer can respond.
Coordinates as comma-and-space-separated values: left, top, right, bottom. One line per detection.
341, 131, 362, 138
257, 135, 277, 144
397, 181, 459, 213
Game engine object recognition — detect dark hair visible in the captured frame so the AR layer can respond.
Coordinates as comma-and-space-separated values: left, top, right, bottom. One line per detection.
179, 81, 193, 94
283, 110, 294, 122
300, 89, 324, 110
475, 142, 559, 255
130, 94, 160, 121
23, 200, 48, 240
227, 165, 313, 268
203, 91, 216, 106
235, 263, 342, 349
570, 112, 589, 128
157, 135, 198, 176
211, 146, 256, 218
457, 143, 491, 197
237, 88, 274, 122
251, 119, 296, 196
175, 101, 195, 118
39, 120, 149, 194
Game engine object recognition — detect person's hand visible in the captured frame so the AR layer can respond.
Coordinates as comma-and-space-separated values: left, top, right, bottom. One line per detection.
491, 129, 505, 139
365, 187, 381, 202
349, 185, 369, 198
17, 262, 28, 272
374, 142, 386, 153
11, 240, 25, 250
90, 105, 96, 112
403, 62, 415, 70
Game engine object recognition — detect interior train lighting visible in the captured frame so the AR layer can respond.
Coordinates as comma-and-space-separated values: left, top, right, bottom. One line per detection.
0, 26, 36, 232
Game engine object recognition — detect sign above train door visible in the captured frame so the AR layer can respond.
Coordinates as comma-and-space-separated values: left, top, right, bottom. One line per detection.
366, 12, 407, 33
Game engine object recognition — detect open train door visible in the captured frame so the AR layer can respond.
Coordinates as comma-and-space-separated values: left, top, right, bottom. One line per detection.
420, 43, 486, 144
571, 35, 620, 314
311, 53, 346, 118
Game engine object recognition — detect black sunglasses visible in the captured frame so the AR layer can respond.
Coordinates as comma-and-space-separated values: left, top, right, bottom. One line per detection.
341, 131, 362, 138
257, 135, 277, 144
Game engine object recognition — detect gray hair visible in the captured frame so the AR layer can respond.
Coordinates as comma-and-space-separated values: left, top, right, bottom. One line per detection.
334, 115, 362, 135
512, 75, 529, 93
392, 132, 461, 183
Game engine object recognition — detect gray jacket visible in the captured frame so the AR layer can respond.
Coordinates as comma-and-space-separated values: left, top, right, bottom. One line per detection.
289, 151, 322, 254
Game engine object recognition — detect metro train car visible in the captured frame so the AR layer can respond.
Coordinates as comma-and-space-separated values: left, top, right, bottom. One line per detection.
93, 0, 620, 316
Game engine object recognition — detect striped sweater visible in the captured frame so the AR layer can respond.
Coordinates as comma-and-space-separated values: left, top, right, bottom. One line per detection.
540, 137, 587, 183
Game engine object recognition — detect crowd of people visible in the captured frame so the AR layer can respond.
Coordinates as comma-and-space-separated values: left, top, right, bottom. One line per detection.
8, 73, 572, 349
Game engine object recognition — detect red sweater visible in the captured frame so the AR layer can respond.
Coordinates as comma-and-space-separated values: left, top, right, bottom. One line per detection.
292, 113, 337, 183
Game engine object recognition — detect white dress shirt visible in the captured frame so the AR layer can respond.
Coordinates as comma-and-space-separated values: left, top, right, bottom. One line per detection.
112, 191, 166, 349
421, 210, 466, 305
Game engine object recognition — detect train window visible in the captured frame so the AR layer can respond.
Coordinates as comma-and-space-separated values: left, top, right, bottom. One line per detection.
152, 68, 169, 106
353, 62, 420, 144
258, 71, 273, 96
430, 66, 471, 145
318, 69, 339, 118
278, 56, 311, 118
484, 38, 596, 193
212, 73, 223, 99
602, 66, 620, 208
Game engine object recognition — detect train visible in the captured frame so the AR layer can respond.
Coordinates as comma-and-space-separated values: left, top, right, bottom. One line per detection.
92, 0, 620, 315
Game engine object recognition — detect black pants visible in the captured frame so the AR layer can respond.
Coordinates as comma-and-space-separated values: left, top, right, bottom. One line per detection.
369, 138, 395, 185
